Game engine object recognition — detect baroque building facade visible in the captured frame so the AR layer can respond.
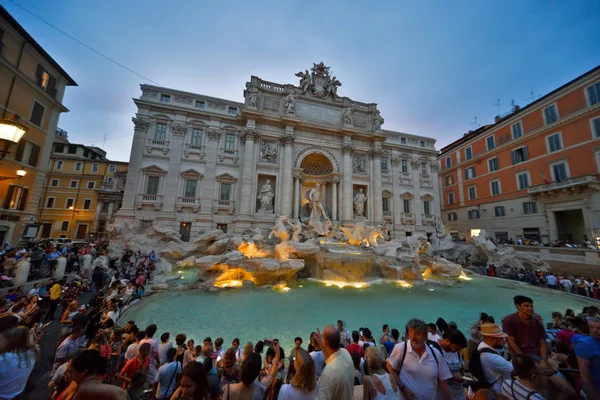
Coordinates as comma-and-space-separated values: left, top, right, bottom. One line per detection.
438, 65, 600, 244
116, 63, 440, 239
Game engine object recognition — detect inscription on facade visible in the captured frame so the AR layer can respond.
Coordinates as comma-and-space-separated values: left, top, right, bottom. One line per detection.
263, 97, 280, 111
296, 102, 341, 125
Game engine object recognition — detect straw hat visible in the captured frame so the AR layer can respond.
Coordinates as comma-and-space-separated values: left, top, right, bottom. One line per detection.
480, 323, 508, 338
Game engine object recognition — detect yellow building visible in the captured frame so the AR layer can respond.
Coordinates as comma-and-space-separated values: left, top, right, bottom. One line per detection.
39, 138, 128, 240
0, 6, 77, 245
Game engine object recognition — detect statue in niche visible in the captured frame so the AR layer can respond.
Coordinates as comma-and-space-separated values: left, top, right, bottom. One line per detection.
284, 92, 297, 115
259, 141, 277, 162
245, 83, 259, 108
353, 188, 367, 217
342, 107, 354, 126
306, 183, 328, 221
257, 179, 275, 213
373, 110, 384, 131
353, 156, 366, 173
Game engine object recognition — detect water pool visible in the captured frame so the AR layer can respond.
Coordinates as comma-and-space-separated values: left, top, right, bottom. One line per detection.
122, 275, 597, 351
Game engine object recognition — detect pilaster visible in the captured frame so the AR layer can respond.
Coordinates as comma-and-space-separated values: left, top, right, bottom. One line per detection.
341, 143, 354, 222
280, 132, 295, 217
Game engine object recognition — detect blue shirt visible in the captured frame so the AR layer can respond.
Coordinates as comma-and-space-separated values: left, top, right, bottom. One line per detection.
573, 335, 600, 393
383, 341, 396, 356
155, 361, 181, 399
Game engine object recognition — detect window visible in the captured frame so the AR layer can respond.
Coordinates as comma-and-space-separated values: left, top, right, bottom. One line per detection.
46, 197, 55, 208
423, 200, 431, 215
511, 122, 523, 139
68, 145, 77, 154
445, 175, 454, 187
228, 106, 237, 115
488, 157, 499, 172
65, 198, 75, 209
92, 164, 99, 173
184, 180, 197, 198
490, 180, 501, 195
468, 210, 480, 219
588, 82, 600, 106
224, 133, 235, 150
511, 146, 529, 164
486, 136, 495, 150
523, 202, 538, 214
195, 100, 205, 109
3, 186, 28, 210
54, 144, 65, 153
107, 177, 114, 184
543, 104, 558, 125
155, 123, 167, 141
448, 191, 455, 205
592, 117, 600, 138
403, 199, 411, 213
70, 180, 78, 188
160, 94, 171, 103
146, 176, 159, 195
27, 144, 40, 167
517, 172, 530, 190
30, 101, 45, 126
75, 162, 82, 171
50, 179, 59, 187
465, 147, 473, 160
401, 160, 408, 173
87, 181, 96, 189
445, 157, 451, 169
109, 165, 116, 173
35, 65, 56, 97
83, 199, 92, 210
468, 186, 477, 200
465, 167, 475, 180
400, 137, 406, 144
380, 158, 388, 172
382, 197, 390, 213
56, 160, 63, 170
421, 162, 428, 177
547, 133, 563, 153
495, 206, 506, 217
419, 140, 425, 147
552, 162, 569, 181
61, 221, 69, 231
220, 183, 232, 200
191, 128, 203, 146
448, 212, 457, 221
83, 149, 89, 157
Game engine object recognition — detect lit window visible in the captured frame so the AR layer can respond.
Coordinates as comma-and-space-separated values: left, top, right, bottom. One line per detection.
65, 198, 74, 209
4, 185, 27, 210
445, 175, 454, 187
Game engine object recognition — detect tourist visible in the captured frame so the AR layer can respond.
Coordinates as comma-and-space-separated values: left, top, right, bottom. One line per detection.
254, 340, 265, 356
214, 337, 224, 360
428, 323, 442, 342
386, 318, 452, 400
546, 273, 557, 290
53, 326, 85, 374
124, 330, 146, 361
503, 296, 546, 359
560, 277, 572, 293
108, 329, 124, 381
232, 337, 242, 361
171, 362, 210, 400
175, 333, 187, 364
222, 348, 279, 399
279, 347, 317, 399
471, 323, 513, 392
500, 354, 545, 399
362, 328, 377, 348
219, 347, 239, 388
337, 319, 350, 347
199, 344, 217, 376
362, 346, 399, 400
88, 332, 112, 365
242, 341, 254, 365
27, 283, 40, 299
45, 278, 65, 322
0, 326, 39, 400
158, 332, 172, 366
184, 339, 196, 365
140, 324, 161, 382
314, 325, 354, 399
382, 328, 400, 357
154, 347, 182, 399
380, 324, 390, 345
119, 342, 151, 389
574, 316, 600, 399
309, 333, 326, 378
347, 330, 365, 356
62, 350, 125, 400
60, 300, 79, 336
125, 371, 147, 400
434, 328, 469, 400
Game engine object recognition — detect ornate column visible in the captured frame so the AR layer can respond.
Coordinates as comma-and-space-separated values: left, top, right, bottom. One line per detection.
293, 171, 301, 219
280, 134, 295, 217
411, 159, 422, 227
371, 149, 383, 224
430, 162, 441, 220
391, 157, 403, 234
200, 129, 221, 217
162, 122, 187, 213
332, 177, 339, 221
239, 129, 259, 215
342, 144, 354, 222
118, 118, 150, 216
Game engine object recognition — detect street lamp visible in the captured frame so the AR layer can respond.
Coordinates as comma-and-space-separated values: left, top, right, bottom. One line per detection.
0, 166, 27, 181
0, 114, 27, 160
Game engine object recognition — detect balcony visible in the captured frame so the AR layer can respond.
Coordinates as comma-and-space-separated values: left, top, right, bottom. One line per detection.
213, 199, 235, 214
219, 148, 239, 163
136, 194, 163, 210
146, 137, 170, 155
177, 197, 201, 212
401, 213, 415, 225
422, 213, 435, 226
528, 174, 599, 195
184, 143, 206, 160
420, 177, 433, 187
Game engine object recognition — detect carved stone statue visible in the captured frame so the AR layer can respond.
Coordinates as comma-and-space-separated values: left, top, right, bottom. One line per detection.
284, 92, 297, 115
324, 75, 342, 98
373, 110, 384, 131
245, 83, 259, 108
295, 62, 342, 100
268, 216, 290, 242
342, 108, 354, 126
353, 188, 367, 217
257, 179, 275, 213
295, 70, 311, 94
290, 220, 303, 242
259, 141, 277, 162
306, 183, 328, 221
353, 156, 366, 173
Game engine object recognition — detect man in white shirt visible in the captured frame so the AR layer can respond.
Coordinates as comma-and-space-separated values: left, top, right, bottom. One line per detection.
387, 319, 452, 400
546, 273, 557, 290
314, 325, 354, 399
475, 323, 513, 392
27, 283, 39, 299
560, 277, 572, 292
336, 319, 350, 347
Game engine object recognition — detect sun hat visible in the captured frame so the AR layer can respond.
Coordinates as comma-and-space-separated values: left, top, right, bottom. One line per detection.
480, 323, 508, 338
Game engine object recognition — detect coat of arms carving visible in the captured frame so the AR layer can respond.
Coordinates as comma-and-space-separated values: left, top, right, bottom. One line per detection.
295, 62, 342, 100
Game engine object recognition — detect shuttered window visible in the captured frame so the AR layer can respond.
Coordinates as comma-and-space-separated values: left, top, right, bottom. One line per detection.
4, 186, 28, 210
28, 144, 40, 167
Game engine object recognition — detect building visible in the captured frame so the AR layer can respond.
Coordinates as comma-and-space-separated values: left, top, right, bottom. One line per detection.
116, 63, 440, 239
0, 6, 77, 245
438, 65, 600, 244
38, 137, 127, 240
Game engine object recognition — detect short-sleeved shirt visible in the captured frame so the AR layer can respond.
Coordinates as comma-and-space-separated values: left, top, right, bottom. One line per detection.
573, 336, 600, 393
502, 313, 545, 356
501, 379, 545, 399
316, 348, 354, 400
158, 342, 172, 366
120, 356, 150, 388
155, 361, 182, 399
50, 284, 62, 300
310, 350, 325, 377
0, 351, 36, 399
477, 342, 513, 392
346, 343, 364, 356
387, 341, 452, 400
440, 349, 465, 400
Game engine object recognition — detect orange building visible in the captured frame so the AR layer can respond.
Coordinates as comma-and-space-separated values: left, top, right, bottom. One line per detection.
438, 65, 600, 244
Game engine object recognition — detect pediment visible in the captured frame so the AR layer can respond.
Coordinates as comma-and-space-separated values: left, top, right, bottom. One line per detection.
421, 193, 434, 201
400, 191, 414, 199
216, 173, 237, 182
180, 169, 204, 178
141, 164, 167, 174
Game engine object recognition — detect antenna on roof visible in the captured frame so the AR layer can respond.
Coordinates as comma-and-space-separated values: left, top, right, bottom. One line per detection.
493, 98, 500, 116
470, 116, 479, 131
102, 133, 107, 149
525, 91, 535, 104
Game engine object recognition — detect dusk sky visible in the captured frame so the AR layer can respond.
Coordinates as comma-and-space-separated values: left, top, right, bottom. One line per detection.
3, 0, 599, 161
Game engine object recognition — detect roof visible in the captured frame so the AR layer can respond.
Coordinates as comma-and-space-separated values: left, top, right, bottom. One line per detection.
1, 6, 77, 86
439, 64, 600, 155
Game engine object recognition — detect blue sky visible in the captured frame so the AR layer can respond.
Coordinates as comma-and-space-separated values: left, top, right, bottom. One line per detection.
3, 0, 599, 161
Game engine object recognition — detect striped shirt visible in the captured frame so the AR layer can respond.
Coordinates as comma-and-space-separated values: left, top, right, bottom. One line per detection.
501, 379, 545, 400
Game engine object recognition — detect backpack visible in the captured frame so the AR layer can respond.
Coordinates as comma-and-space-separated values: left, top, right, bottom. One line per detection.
468, 347, 498, 391
396, 341, 439, 373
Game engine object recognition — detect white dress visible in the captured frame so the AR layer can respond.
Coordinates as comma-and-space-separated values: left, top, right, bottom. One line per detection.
277, 384, 317, 399
367, 373, 402, 400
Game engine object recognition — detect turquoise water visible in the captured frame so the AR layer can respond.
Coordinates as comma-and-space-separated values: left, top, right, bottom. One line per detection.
123, 275, 597, 352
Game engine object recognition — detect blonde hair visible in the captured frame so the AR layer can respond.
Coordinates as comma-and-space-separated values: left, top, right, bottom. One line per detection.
243, 342, 253, 358
365, 346, 385, 374
292, 348, 317, 392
